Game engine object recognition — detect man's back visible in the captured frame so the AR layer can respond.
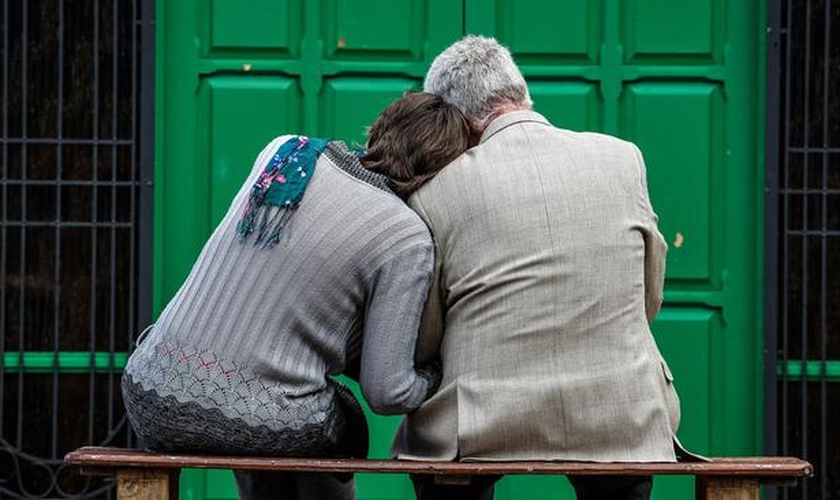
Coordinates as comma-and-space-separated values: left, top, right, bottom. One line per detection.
394, 111, 678, 462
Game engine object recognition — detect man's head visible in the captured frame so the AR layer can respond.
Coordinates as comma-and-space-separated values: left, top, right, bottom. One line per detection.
362, 92, 470, 199
424, 35, 532, 133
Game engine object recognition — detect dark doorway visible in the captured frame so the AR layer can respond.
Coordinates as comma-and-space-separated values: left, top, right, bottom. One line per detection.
766, 0, 840, 499
0, 1, 153, 498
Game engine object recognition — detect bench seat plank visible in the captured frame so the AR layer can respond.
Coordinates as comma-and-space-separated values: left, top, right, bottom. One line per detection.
65, 447, 812, 479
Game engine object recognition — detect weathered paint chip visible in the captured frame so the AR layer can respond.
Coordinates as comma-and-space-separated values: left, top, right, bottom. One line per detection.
674, 232, 685, 248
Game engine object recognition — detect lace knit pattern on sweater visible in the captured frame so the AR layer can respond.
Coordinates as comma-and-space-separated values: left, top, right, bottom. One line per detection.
122, 337, 343, 456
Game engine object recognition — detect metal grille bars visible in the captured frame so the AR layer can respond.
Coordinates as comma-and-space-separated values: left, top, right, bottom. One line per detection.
0, 1, 153, 498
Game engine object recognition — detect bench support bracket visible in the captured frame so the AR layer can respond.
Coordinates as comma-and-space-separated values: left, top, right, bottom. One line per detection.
116, 468, 180, 500
697, 477, 759, 500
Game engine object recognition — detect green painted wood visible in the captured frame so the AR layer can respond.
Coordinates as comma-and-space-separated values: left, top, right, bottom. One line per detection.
155, 1, 764, 499
1, 352, 127, 373
529, 81, 601, 132
196, 75, 302, 223
204, 0, 302, 56
320, 78, 420, 141
622, 82, 725, 283
622, 0, 725, 64
650, 309, 719, 500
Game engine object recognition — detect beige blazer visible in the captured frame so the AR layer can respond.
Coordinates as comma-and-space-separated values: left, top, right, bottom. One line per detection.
392, 111, 679, 462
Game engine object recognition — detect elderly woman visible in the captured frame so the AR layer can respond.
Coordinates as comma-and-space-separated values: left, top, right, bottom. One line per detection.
121, 92, 469, 500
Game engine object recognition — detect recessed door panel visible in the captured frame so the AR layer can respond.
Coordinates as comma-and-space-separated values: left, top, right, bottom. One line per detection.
322, 0, 425, 60
493, 0, 602, 64
203, 0, 303, 57
621, 0, 724, 63
622, 82, 725, 286
529, 81, 601, 132
197, 76, 302, 226
320, 78, 419, 145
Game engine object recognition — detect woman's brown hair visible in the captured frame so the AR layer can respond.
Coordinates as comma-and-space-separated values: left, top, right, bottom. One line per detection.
362, 92, 470, 199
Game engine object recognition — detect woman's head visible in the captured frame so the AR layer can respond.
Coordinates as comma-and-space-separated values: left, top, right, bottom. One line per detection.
362, 92, 470, 199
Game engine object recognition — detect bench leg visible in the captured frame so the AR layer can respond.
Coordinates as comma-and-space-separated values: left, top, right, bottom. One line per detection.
696, 477, 759, 500
116, 469, 180, 500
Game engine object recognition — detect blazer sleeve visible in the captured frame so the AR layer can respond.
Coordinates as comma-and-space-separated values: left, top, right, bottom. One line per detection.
408, 193, 446, 365
631, 144, 668, 324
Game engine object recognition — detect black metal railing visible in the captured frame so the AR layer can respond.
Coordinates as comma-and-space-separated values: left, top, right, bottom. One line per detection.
0, 1, 153, 498
766, 0, 839, 499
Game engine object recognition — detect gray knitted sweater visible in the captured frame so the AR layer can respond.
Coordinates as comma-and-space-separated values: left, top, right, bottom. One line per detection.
122, 137, 437, 455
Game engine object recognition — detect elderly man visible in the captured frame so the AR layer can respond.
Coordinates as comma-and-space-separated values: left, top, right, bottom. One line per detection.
392, 36, 683, 500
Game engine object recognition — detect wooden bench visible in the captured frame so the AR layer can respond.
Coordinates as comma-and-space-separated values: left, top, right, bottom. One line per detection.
65, 446, 812, 500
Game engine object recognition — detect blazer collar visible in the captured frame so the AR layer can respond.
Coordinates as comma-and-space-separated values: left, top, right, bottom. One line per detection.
479, 110, 551, 144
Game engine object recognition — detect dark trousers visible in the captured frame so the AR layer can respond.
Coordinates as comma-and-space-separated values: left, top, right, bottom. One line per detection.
411, 474, 501, 500
410, 474, 652, 500
234, 470, 355, 500
568, 475, 653, 500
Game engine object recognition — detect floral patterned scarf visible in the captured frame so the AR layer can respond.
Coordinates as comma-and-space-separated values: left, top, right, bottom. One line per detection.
236, 136, 327, 248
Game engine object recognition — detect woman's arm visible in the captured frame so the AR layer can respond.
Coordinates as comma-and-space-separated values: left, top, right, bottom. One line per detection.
358, 242, 441, 415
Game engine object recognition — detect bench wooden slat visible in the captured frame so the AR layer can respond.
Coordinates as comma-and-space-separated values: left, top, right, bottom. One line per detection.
65, 447, 813, 479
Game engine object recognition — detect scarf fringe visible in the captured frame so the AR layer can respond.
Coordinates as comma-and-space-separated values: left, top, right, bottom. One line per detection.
235, 203, 300, 249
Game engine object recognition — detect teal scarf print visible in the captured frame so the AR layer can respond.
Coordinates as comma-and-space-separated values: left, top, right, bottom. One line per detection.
236, 136, 327, 248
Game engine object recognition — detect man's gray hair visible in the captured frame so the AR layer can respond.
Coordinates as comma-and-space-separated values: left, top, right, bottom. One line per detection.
424, 35, 532, 127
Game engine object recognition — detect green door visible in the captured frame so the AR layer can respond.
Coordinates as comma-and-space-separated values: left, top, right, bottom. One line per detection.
155, 1, 763, 499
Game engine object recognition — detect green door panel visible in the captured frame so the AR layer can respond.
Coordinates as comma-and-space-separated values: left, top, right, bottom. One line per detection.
652, 308, 721, 455
320, 78, 420, 145
157, 1, 763, 499
621, 0, 724, 64
489, 0, 602, 64
205, 470, 238, 499
529, 82, 602, 132
198, 76, 303, 223
322, 0, 426, 60
203, 0, 302, 56
621, 82, 725, 284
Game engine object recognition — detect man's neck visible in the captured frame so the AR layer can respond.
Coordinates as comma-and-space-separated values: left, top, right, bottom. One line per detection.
474, 104, 532, 137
